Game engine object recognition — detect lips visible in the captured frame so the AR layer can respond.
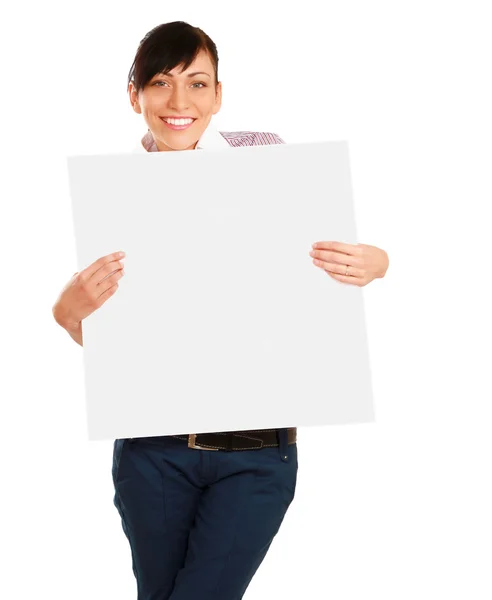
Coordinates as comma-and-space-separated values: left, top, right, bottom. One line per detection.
160, 117, 196, 131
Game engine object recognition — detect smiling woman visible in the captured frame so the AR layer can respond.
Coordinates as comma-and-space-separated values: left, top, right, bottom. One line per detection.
50, 18, 388, 600
127, 22, 222, 151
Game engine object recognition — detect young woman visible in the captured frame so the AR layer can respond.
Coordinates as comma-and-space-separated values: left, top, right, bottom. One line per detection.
52, 20, 389, 600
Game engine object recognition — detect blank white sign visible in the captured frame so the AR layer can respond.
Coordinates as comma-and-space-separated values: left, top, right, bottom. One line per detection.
67, 141, 374, 440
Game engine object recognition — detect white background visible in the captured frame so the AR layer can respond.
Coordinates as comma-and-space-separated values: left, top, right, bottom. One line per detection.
1, 1, 491, 599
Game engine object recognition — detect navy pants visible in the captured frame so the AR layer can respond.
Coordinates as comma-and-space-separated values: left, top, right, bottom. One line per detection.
112, 430, 298, 600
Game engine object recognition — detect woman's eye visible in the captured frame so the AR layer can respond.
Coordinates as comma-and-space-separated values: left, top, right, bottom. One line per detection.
153, 81, 206, 88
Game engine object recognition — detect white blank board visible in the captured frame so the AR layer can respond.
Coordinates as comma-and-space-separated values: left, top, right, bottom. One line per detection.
67, 141, 374, 441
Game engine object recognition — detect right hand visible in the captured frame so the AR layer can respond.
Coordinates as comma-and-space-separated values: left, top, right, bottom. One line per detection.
52, 251, 126, 329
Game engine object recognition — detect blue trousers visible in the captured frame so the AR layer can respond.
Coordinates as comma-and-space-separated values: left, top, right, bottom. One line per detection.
112, 430, 298, 600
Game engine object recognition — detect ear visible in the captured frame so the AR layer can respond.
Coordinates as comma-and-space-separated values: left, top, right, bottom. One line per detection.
213, 81, 222, 115
128, 81, 142, 114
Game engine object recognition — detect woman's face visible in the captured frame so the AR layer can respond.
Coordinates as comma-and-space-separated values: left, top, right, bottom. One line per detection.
129, 50, 222, 151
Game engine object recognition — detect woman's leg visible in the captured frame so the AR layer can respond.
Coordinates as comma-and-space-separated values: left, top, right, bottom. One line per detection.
112, 437, 208, 600
168, 438, 298, 600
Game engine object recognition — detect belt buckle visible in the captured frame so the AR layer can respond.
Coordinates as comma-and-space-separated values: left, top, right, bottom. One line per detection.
188, 434, 219, 451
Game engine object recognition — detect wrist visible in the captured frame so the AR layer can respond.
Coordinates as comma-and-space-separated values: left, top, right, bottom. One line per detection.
52, 305, 80, 331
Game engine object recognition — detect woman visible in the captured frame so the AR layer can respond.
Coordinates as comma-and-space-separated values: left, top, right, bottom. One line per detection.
52, 20, 389, 600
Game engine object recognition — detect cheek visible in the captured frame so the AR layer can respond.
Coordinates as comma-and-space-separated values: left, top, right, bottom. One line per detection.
197, 97, 217, 115
142, 94, 165, 114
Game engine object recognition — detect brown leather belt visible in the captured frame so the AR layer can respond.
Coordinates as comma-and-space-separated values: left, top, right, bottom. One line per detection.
171, 428, 297, 451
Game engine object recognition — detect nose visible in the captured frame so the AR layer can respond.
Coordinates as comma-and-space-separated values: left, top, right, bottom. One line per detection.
169, 86, 191, 112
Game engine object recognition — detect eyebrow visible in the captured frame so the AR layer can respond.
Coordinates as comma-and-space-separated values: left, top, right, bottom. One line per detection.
157, 71, 211, 78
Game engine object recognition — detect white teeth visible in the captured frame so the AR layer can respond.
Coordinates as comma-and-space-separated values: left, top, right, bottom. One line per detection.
164, 118, 194, 126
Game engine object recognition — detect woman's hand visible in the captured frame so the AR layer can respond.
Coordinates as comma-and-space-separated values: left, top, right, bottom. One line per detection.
309, 241, 389, 287
52, 251, 126, 330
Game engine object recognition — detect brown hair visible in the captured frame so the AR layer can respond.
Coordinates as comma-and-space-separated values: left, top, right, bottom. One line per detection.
127, 21, 219, 93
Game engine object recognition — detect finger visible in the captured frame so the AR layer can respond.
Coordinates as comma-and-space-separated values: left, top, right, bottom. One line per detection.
81, 251, 125, 283
96, 262, 126, 286
324, 270, 363, 286
313, 259, 363, 278
96, 270, 125, 298
312, 241, 359, 255
310, 248, 362, 268
96, 282, 120, 303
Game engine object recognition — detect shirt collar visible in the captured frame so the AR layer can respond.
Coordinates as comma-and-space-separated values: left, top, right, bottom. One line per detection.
134, 120, 230, 153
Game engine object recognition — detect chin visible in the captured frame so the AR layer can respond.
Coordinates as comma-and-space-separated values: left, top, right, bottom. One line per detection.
172, 140, 199, 151
153, 137, 193, 151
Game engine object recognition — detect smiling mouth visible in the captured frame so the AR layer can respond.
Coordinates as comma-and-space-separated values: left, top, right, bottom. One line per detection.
160, 117, 196, 130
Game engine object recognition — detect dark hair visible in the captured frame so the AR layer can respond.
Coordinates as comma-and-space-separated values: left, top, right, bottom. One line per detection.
127, 21, 219, 93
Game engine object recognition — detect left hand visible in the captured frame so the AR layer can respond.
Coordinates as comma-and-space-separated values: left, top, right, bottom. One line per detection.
309, 241, 389, 287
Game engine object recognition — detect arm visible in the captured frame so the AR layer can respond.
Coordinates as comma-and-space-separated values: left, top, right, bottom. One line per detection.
65, 322, 83, 346
52, 306, 83, 346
